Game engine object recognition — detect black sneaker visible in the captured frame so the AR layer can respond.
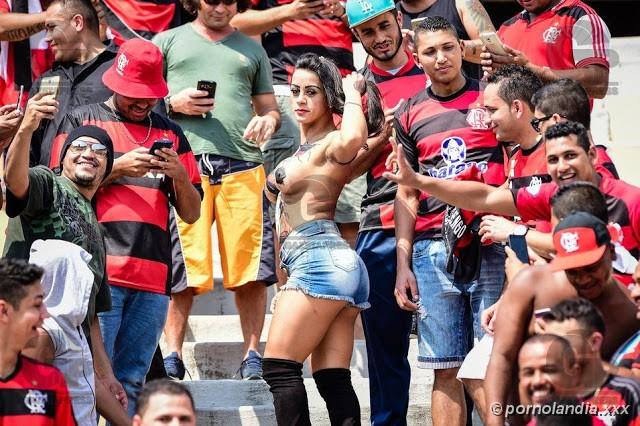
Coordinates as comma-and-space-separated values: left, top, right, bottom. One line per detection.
163, 352, 186, 380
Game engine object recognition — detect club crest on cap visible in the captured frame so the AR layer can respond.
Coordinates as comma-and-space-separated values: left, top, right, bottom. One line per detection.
357, 0, 374, 14
116, 53, 129, 76
560, 231, 580, 253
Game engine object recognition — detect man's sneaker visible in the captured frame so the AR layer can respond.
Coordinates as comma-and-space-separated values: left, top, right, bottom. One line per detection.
237, 350, 263, 380
163, 352, 186, 380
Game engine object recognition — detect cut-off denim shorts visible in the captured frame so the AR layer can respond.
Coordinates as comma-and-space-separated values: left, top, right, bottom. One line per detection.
279, 219, 370, 310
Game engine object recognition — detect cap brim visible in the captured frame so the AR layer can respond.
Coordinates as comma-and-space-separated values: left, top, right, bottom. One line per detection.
549, 245, 606, 272
102, 68, 168, 99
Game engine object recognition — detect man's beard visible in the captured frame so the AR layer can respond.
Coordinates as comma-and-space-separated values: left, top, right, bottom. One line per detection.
72, 172, 97, 188
366, 25, 403, 62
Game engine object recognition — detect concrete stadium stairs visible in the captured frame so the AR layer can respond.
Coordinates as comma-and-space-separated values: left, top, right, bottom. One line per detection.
160, 285, 434, 425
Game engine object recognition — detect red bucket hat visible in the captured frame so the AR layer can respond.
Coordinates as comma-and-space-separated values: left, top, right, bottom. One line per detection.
102, 38, 168, 99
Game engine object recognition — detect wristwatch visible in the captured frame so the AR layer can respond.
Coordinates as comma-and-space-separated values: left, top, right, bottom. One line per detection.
512, 224, 529, 236
165, 96, 173, 116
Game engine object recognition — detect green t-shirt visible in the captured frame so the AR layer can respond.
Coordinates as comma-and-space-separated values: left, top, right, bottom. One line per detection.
3, 166, 110, 326
153, 25, 274, 163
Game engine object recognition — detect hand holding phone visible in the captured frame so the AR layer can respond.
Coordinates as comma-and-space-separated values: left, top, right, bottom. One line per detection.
197, 80, 217, 99
39, 76, 61, 98
508, 234, 530, 264
480, 31, 508, 56
149, 138, 173, 156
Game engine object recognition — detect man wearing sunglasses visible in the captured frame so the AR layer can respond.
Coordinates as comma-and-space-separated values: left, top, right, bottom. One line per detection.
2, 92, 131, 422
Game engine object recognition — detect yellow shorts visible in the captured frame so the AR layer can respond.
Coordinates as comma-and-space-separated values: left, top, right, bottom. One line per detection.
174, 164, 276, 293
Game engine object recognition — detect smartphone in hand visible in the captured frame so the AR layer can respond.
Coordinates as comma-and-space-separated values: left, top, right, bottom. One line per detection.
197, 80, 217, 99
39, 76, 61, 98
508, 234, 530, 264
480, 31, 508, 56
149, 138, 173, 156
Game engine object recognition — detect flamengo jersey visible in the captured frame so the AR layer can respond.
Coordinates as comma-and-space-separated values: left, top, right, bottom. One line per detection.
0, 356, 75, 426
583, 374, 640, 426
395, 79, 507, 239
50, 103, 201, 295
250, 0, 354, 84
359, 54, 428, 231
0, 0, 54, 105
101, 0, 183, 41
513, 175, 640, 259
498, 0, 610, 72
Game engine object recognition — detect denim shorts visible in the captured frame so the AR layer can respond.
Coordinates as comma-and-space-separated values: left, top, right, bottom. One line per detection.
413, 239, 505, 369
280, 220, 370, 309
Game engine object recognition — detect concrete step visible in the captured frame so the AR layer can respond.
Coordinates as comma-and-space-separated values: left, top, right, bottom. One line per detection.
163, 315, 273, 344
169, 337, 426, 381
184, 378, 432, 426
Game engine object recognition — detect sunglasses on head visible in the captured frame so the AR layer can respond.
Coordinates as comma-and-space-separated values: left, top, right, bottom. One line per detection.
69, 140, 108, 157
203, 0, 237, 5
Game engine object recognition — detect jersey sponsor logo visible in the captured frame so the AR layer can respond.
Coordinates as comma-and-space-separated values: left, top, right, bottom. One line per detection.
466, 107, 490, 130
526, 175, 542, 196
24, 390, 48, 415
559, 231, 580, 253
543, 25, 561, 44
116, 53, 129, 76
427, 137, 488, 179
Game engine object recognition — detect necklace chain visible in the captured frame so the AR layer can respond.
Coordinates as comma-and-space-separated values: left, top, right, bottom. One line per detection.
106, 100, 153, 146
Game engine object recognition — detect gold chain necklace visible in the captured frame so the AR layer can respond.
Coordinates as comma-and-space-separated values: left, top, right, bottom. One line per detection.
106, 99, 153, 146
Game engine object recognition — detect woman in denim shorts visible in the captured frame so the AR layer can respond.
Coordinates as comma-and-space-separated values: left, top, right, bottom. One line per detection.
261, 53, 385, 425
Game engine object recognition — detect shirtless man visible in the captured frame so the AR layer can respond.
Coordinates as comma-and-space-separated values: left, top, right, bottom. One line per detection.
484, 210, 639, 426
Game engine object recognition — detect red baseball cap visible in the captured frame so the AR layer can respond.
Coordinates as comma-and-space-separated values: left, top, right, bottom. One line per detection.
102, 38, 168, 99
550, 212, 611, 271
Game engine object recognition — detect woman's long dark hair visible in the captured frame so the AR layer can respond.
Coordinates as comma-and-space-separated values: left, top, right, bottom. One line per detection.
294, 53, 385, 137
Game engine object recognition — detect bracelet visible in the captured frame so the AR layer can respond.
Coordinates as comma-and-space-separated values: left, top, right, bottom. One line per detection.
344, 101, 362, 108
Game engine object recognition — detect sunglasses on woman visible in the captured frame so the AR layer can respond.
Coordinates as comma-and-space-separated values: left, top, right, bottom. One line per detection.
69, 140, 109, 157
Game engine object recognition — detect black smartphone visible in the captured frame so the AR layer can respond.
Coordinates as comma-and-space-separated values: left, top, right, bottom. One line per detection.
197, 80, 217, 99
149, 139, 173, 156
508, 234, 530, 264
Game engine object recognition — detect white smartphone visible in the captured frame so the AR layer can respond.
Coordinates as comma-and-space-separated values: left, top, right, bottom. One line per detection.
39, 75, 61, 98
480, 31, 508, 56
410, 17, 426, 32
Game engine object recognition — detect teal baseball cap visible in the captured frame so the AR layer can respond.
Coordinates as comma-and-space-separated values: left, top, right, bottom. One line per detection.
346, 0, 396, 28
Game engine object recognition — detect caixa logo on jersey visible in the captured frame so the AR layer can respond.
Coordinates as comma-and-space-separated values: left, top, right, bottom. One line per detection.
427, 137, 488, 179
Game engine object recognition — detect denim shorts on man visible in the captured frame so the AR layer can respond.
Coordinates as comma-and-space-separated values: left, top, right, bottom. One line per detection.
280, 219, 370, 309
412, 239, 505, 369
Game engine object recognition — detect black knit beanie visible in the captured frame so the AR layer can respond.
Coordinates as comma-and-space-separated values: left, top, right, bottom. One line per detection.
59, 125, 114, 181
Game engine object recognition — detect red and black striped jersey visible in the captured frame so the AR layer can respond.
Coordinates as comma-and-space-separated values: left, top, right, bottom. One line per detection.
508, 139, 551, 192
250, 0, 354, 84
359, 54, 428, 231
0, 356, 75, 426
498, 0, 610, 72
51, 103, 201, 295
508, 139, 553, 232
583, 374, 640, 426
512, 175, 640, 260
101, 0, 184, 41
395, 79, 507, 239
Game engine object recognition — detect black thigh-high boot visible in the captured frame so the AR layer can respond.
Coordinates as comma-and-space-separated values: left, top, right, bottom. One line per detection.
262, 358, 311, 426
313, 368, 361, 425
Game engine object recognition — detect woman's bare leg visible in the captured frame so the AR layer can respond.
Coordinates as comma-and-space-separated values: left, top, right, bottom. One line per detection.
263, 290, 348, 426
311, 306, 362, 425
